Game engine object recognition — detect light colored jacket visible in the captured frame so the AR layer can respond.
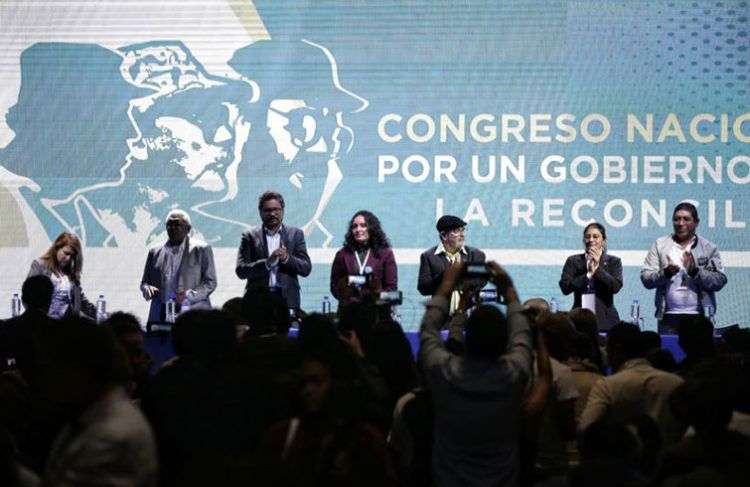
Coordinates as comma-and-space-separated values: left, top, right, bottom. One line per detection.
141, 236, 217, 323
578, 358, 685, 444
640, 235, 727, 319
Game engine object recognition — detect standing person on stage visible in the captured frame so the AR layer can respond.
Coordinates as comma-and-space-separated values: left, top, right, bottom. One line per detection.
140, 209, 217, 324
236, 191, 312, 310
559, 222, 623, 331
418, 215, 485, 314
330, 210, 397, 305
641, 202, 727, 334
27, 232, 96, 320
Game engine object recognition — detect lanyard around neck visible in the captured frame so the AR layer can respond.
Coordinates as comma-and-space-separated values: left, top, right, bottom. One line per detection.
354, 249, 371, 275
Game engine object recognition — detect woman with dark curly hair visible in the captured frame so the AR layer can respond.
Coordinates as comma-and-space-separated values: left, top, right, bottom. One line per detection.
27, 232, 96, 319
330, 210, 397, 304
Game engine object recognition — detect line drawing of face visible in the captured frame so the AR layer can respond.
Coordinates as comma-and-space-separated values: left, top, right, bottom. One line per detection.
230, 39, 369, 248
20, 41, 257, 248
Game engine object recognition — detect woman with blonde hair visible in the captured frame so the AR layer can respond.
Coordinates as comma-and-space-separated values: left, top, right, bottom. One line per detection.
27, 232, 96, 319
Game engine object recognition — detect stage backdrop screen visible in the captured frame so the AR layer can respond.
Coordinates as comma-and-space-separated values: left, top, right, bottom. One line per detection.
1, 1, 749, 330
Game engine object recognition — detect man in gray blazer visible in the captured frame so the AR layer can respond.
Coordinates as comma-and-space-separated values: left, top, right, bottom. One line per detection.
140, 210, 217, 324
235, 191, 312, 309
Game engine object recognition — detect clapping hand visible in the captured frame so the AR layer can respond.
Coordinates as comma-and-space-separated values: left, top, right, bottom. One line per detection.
682, 250, 696, 275
586, 243, 602, 276
269, 245, 288, 266
664, 256, 680, 278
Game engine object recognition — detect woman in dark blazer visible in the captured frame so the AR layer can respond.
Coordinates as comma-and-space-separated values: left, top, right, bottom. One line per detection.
559, 222, 623, 330
330, 210, 397, 304
27, 232, 96, 319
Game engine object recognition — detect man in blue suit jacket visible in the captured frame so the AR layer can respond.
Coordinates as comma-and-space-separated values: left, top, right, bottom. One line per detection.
235, 191, 312, 309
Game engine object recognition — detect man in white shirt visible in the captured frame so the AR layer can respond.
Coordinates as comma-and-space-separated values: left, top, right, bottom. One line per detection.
235, 191, 312, 310
641, 202, 727, 334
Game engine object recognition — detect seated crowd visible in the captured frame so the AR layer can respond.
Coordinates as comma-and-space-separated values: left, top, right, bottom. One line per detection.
0, 265, 749, 487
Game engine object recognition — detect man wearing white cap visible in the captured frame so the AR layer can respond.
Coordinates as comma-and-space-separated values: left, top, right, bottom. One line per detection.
140, 209, 217, 324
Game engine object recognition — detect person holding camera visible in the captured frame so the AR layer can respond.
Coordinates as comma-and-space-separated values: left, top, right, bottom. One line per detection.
330, 210, 397, 305
419, 260, 535, 487
417, 215, 486, 315
559, 222, 623, 331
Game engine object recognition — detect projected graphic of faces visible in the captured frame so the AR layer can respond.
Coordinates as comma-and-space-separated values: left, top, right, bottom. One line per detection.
0, 39, 367, 248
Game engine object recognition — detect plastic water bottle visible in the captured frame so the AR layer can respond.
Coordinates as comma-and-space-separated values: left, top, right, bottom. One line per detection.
181, 296, 191, 315
322, 296, 331, 314
95, 295, 107, 324
549, 297, 558, 313
630, 299, 640, 324
704, 304, 716, 325
165, 298, 176, 324
11, 293, 22, 317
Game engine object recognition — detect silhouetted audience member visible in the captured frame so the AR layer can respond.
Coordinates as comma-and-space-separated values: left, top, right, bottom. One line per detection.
579, 322, 685, 445
0, 276, 63, 474
298, 313, 338, 349
677, 315, 716, 377
222, 296, 250, 341
419, 262, 533, 487
535, 312, 579, 479
102, 312, 152, 399
339, 302, 417, 414
533, 313, 579, 480
141, 309, 241, 487
568, 308, 605, 373
0, 425, 37, 487
567, 332, 603, 421
258, 353, 398, 487
645, 348, 679, 374
0, 275, 55, 379
640, 330, 662, 352
658, 362, 750, 486
523, 297, 550, 326
36, 317, 157, 486
388, 385, 435, 487
569, 416, 658, 487
233, 289, 301, 434
641, 329, 679, 373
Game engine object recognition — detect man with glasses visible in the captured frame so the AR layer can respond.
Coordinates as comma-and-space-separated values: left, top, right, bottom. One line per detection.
235, 191, 312, 310
418, 215, 486, 315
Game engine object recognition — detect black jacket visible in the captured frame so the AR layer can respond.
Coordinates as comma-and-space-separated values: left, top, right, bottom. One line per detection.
559, 253, 623, 330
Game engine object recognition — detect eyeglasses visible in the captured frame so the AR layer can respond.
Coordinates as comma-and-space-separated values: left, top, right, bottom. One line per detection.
447, 227, 466, 236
